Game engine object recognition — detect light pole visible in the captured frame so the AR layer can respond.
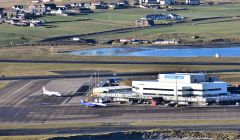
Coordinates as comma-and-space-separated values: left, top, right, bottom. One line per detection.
94, 72, 97, 88
90, 75, 93, 90
113, 73, 117, 98
97, 70, 99, 87
175, 75, 178, 104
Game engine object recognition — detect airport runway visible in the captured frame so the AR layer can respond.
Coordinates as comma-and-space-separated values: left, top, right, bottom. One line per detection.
0, 71, 158, 81
1, 79, 240, 125
2, 69, 240, 81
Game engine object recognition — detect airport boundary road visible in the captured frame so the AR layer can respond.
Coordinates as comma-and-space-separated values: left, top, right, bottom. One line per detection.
1, 69, 240, 81
0, 59, 240, 65
0, 72, 159, 80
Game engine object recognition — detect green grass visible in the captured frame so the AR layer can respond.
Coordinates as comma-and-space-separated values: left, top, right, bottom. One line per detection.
0, 16, 123, 45
77, 4, 240, 43
0, 4, 240, 45
0, 61, 240, 79
93, 19, 240, 42
176, 4, 240, 18
0, 14, 127, 45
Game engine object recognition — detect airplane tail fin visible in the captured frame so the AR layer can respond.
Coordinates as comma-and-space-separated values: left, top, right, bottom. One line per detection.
80, 100, 84, 104
42, 86, 47, 94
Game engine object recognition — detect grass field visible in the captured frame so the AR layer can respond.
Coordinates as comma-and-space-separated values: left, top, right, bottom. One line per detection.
0, 16, 123, 45
1, 62, 240, 77
98, 19, 240, 44
0, 3, 240, 45
88, 5, 240, 43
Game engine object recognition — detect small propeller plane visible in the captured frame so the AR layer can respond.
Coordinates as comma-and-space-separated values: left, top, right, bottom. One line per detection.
42, 86, 62, 97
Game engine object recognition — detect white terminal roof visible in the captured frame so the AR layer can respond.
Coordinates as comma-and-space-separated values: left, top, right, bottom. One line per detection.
94, 86, 132, 90
174, 73, 206, 75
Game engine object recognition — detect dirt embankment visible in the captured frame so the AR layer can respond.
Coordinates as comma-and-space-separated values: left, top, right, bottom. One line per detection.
48, 129, 240, 140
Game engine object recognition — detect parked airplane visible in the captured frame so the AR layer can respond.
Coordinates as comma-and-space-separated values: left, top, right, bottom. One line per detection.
42, 86, 62, 97
80, 100, 107, 107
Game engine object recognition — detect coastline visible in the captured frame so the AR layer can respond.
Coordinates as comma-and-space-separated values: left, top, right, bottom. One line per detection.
63, 43, 240, 57
57, 43, 240, 54
116, 43, 240, 49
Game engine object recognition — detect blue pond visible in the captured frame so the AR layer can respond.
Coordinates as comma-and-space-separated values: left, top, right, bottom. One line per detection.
67, 46, 240, 57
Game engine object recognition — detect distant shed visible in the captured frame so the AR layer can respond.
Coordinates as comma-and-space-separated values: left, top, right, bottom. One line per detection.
135, 18, 154, 27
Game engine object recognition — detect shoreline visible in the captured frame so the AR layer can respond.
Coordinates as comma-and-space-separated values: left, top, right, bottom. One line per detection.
116, 42, 240, 49
62, 43, 240, 57
57, 43, 240, 54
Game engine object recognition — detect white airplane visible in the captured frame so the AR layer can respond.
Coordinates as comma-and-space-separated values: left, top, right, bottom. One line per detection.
42, 86, 62, 97
139, 5, 147, 8
80, 100, 107, 107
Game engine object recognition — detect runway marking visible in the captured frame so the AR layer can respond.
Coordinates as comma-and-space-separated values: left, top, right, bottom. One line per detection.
62, 97, 73, 104
0, 81, 34, 105
14, 107, 25, 117
15, 81, 36, 105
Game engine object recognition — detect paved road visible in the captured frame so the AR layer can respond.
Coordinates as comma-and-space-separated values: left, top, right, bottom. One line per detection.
0, 59, 240, 65
1, 100, 240, 124
1, 124, 240, 136
0, 72, 159, 80
1, 59, 240, 81
1, 68, 240, 81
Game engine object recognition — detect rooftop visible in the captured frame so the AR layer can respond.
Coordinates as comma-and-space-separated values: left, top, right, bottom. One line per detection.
94, 86, 132, 90
171, 73, 206, 76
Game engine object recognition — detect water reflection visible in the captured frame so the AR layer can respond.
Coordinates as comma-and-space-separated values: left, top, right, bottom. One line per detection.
67, 46, 240, 57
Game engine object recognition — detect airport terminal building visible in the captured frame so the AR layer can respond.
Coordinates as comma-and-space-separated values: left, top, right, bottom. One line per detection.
132, 73, 227, 104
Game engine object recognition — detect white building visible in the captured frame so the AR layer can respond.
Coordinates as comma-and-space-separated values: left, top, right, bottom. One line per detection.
50, 6, 67, 16
186, 0, 200, 5
160, 0, 174, 5
139, 0, 174, 5
93, 86, 132, 95
132, 73, 227, 103
153, 39, 179, 45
